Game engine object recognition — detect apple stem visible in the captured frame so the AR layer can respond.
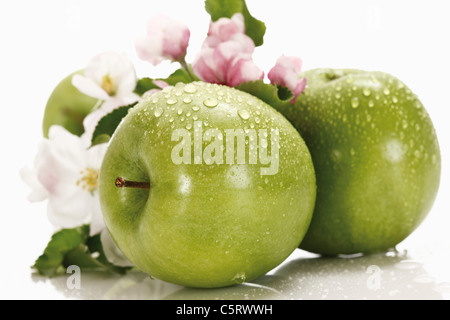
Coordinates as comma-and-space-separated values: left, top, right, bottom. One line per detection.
115, 177, 150, 190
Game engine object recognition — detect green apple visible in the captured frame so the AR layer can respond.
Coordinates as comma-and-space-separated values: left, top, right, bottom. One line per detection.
99, 82, 316, 288
42, 70, 98, 137
274, 68, 441, 255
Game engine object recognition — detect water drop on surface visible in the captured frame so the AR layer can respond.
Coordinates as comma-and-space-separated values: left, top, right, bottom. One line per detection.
238, 109, 250, 120
368, 100, 375, 108
183, 97, 192, 104
192, 106, 200, 112
167, 97, 178, 105
383, 88, 390, 95
183, 83, 197, 94
154, 108, 164, 118
232, 272, 246, 284
351, 97, 360, 108
203, 98, 218, 108
362, 88, 371, 96
177, 109, 183, 115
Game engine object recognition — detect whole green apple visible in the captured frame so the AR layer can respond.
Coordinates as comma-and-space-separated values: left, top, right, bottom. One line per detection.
99, 82, 316, 288
42, 71, 98, 137
275, 68, 441, 255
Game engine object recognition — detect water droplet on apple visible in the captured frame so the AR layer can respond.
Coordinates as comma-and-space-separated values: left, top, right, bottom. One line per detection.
192, 106, 200, 112
351, 97, 360, 108
232, 272, 246, 284
368, 100, 375, 108
238, 109, 250, 120
362, 88, 371, 96
183, 97, 192, 104
177, 109, 183, 115
383, 88, 390, 95
154, 108, 164, 117
166, 97, 178, 105
203, 98, 218, 108
183, 83, 197, 94
186, 123, 192, 130
335, 93, 341, 99
392, 96, 398, 103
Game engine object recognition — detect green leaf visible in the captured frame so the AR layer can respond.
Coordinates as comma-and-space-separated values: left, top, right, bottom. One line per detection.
134, 78, 160, 96
33, 226, 131, 277
205, 0, 242, 20
240, 1, 266, 47
159, 68, 194, 86
33, 226, 89, 277
236, 80, 293, 109
204, 0, 266, 46
90, 103, 137, 147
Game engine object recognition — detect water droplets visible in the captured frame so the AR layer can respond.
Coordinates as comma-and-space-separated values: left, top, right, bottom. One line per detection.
203, 98, 218, 108
183, 97, 192, 104
232, 272, 247, 284
154, 108, 164, 118
166, 97, 178, 105
383, 87, 391, 95
351, 97, 360, 108
238, 109, 250, 120
183, 83, 197, 94
362, 88, 371, 96
192, 106, 200, 112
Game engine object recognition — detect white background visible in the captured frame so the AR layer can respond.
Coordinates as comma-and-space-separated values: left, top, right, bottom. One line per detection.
1, 0, 449, 299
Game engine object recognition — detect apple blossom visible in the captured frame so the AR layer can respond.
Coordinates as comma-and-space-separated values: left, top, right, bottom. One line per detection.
20, 125, 107, 236
135, 15, 190, 66
192, 14, 263, 87
72, 51, 139, 103
268, 55, 307, 103
203, 13, 254, 52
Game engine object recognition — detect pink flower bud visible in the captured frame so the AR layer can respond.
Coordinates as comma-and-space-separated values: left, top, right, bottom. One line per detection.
135, 15, 190, 65
268, 55, 307, 102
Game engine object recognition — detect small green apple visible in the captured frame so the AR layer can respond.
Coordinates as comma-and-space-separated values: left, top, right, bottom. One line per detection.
42, 71, 98, 137
99, 82, 316, 288
275, 68, 441, 255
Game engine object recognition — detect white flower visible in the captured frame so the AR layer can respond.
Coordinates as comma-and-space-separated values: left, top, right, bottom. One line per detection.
72, 51, 139, 103
20, 125, 107, 236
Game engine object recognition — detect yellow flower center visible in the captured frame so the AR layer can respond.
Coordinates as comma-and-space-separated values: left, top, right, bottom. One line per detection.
101, 74, 116, 96
76, 168, 99, 194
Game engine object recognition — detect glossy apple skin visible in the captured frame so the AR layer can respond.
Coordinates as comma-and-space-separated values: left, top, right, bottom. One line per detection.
99, 82, 316, 288
42, 71, 97, 137
274, 69, 441, 255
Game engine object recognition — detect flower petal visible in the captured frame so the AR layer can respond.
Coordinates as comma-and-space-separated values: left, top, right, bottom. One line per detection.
72, 74, 110, 100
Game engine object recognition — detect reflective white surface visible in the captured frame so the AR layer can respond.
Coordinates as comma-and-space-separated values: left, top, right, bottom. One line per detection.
1, 0, 450, 300
24, 242, 450, 300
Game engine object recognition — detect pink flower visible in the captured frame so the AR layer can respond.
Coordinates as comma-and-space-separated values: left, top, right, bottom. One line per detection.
192, 13, 263, 87
268, 55, 307, 103
135, 15, 190, 65
203, 13, 253, 50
